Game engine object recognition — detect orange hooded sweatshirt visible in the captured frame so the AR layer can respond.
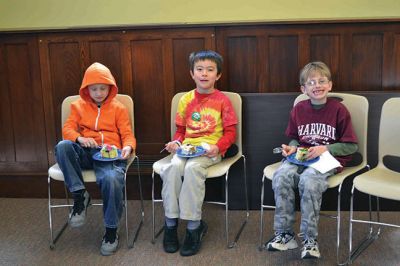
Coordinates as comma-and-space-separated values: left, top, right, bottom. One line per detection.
62, 62, 136, 150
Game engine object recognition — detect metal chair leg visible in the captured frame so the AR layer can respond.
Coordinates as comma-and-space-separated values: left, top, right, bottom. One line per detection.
127, 155, 144, 248
151, 170, 164, 244
349, 189, 382, 264
48, 176, 70, 249
227, 155, 249, 248
259, 174, 266, 251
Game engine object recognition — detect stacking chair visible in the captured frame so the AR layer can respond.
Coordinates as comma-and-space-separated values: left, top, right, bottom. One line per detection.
348, 97, 400, 264
152, 91, 249, 248
48, 94, 144, 249
259, 93, 369, 264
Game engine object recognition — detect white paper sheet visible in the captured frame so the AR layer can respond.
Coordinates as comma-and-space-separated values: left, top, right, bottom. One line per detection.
308, 151, 341, 174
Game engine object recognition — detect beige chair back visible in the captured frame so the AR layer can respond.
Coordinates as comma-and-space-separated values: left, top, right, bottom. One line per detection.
170, 91, 242, 154
294, 93, 368, 167
378, 97, 400, 163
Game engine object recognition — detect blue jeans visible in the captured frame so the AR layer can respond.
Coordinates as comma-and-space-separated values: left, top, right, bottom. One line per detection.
55, 140, 126, 228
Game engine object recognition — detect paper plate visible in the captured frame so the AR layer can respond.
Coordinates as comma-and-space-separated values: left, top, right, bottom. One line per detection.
176, 146, 206, 158
92, 150, 122, 161
286, 153, 319, 166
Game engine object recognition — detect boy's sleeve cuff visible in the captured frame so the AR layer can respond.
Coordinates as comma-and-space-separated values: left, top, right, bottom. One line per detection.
173, 140, 181, 146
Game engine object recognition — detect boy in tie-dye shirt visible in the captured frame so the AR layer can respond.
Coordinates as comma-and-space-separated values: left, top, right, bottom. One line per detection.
160, 50, 237, 256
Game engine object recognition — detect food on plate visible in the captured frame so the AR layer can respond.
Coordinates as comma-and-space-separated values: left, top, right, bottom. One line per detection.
295, 147, 309, 161
100, 144, 118, 159
180, 144, 197, 155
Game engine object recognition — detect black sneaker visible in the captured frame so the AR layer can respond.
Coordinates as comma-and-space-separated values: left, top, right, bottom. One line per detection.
180, 220, 208, 256
69, 190, 90, 228
101, 228, 119, 256
163, 224, 179, 253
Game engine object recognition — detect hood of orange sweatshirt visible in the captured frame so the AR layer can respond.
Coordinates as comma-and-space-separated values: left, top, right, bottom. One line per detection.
79, 62, 118, 104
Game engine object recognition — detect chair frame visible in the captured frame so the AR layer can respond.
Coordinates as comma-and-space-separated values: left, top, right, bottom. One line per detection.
151, 91, 249, 248
348, 97, 400, 264
48, 94, 144, 249
259, 92, 369, 265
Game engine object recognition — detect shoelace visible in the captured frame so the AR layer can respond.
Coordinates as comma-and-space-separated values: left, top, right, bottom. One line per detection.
274, 232, 292, 243
297, 233, 318, 249
71, 200, 84, 216
104, 231, 117, 244
184, 229, 199, 246
302, 238, 317, 250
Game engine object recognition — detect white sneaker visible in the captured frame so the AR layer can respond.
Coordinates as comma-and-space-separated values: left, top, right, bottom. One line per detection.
301, 238, 321, 259
266, 232, 298, 251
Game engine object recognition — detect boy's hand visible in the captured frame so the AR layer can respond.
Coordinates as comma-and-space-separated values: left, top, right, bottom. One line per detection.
165, 141, 180, 153
77, 137, 98, 148
281, 144, 296, 157
307, 145, 327, 160
121, 146, 133, 159
205, 144, 219, 157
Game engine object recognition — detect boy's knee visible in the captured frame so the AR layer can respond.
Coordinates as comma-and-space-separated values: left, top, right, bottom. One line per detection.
299, 177, 327, 194
161, 160, 183, 174
102, 173, 124, 189
162, 174, 181, 184
272, 173, 293, 191
184, 162, 205, 178
56, 140, 73, 150
55, 140, 75, 157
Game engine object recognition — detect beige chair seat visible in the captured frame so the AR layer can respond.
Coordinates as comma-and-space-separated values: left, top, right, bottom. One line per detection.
353, 166, 400, 201
49, 163, 97, 182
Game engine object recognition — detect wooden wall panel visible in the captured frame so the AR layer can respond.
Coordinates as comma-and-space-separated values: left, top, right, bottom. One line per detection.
310, 34, 340, 87
393, 34, 400, 88
0, 42, 14, 163
216, 28, 267, 93
216, 22, 400, 93
88, 40, 123, 91
267, 35, 299, 92
351, 34, 383, 91
0, 37, 48, 172
172, 38, 205, 94
227, 36, 259, 93
131, 39, 166, 157
47, 41, 82, 142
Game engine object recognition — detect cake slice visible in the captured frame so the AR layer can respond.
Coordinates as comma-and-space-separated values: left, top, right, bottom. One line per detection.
295, 147, 309, 161
100, 144, 118, 159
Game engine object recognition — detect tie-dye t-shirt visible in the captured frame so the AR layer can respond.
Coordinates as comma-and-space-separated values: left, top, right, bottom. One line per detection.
175, 89, 237, 147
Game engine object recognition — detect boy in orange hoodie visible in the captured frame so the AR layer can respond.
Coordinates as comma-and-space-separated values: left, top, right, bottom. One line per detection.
55, 62, 136, 256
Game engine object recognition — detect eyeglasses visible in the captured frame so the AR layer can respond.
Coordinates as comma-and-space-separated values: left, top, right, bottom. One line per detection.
304, 78, 330, 87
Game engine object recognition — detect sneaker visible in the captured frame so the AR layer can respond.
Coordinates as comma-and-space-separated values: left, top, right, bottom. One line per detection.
266, 232, 298, 251
100, 231, 119, 256
301, 238, 321, 259
69, 190, 90, 228
163, 224, 179, 253
180, 220, 208, 256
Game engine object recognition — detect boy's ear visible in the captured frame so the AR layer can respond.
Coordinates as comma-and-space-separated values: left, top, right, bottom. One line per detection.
216, 73, 222, 81
300, 86, 306, 94
190, 70, 194, 78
